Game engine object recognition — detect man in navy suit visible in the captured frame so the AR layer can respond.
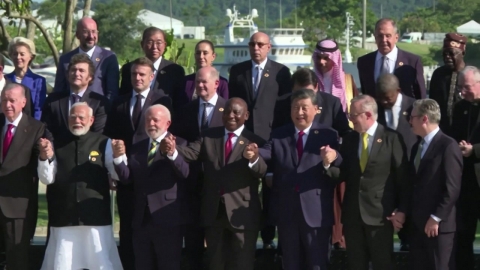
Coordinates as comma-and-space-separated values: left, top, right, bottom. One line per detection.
113, 104, 190, 270
357, 18, 425, 99
260, 89, 342, 269
54, 18, 120, 100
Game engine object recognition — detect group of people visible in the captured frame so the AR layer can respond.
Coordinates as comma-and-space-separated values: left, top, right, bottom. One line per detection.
0, 14, 477, 270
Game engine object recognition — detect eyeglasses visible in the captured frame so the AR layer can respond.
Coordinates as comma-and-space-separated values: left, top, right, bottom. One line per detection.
145, 40, 165, 47
81, 30, 99, 35
409, 114, 422, 120
248, 42, 269, 48
347, 112, 365, 118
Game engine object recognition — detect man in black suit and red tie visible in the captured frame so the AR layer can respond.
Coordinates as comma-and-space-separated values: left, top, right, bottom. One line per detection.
105, 56, 172, 270
0, 83, 46, 269
408, 99, 462, 269
229, 31, 291, 249
357, 18, 425, 99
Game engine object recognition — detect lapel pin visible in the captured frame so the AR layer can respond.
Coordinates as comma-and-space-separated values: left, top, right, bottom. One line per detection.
464, 111, 468, 114
264, 73, 269, 77
316, 109, 321, 114
219, 108, 224, 112
95, 58, 100, 62
377, 139, 382, 143
314, 130, 319, 134
91, 157, 97, 161
399, 62, 404, 66
160, 70, 166, 74
239, 141, 244, 145
403, 111, 408, 115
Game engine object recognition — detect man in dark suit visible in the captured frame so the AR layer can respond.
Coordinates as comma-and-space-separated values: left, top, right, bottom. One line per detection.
450, 66, 480, 270
105, 56, 172, 270
408, 99, 461, 270
170, 66, 226, 270
162, 98, 268, 270
357, 18, 425, 99
229, 31, 291, 248
327, 94, 409, 270
260, 89, 342, 269
0, 83, 45, 269
120, 27, 185, 109
42, 54, 109, 140
112, 104, 189, 270
54, 18, 119, 100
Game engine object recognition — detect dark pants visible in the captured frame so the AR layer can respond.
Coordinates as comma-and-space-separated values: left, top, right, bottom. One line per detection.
343, 217, 394, 270
261, 179, 276, 244
133, 210, 184, 270
0, 213, 31, 270
117, 183, 135, 270
184, 208, 205, 270
397, 216, 411, 246
455, 191, 480, 270
277, 194, 331, 270
205, 202, 258, 270
409, 225, 455, 270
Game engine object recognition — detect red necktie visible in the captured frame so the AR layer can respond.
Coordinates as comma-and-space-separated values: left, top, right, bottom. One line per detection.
3, 124, 14, 159
224, 132, 235, 163
295, 130, 305, 192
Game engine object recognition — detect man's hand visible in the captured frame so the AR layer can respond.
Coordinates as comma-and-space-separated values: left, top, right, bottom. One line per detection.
424, 217, 439, 238
112, 139, 126, 158
243, 142, 259, 163
38, 138, 53, 161
459, 140, 473, 157
320, 145, 337, 166
386, 210, 405, 232
160, 134, 176, 156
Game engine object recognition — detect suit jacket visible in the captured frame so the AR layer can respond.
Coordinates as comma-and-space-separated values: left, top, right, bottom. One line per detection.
177, 126, 268, 230
120, 58, 185, 109
357, 48, 425, 99
170, 96, 227, 142
41, 89, 109, 140
6, 69, 47, 120
273, 91, 352, 137
53, 46, 120, 99
3, 77, 34, 118
178, 73, 229, 108
104, 89, 172, 153
429, 65, 458, 134
115, 135, 190, 229
410, 131, 462, 232
229, 59, 292, 140
0, 113, 45, 219
377, 94, 420, 156
327, 124, 409, 226
260, 122, 342, 228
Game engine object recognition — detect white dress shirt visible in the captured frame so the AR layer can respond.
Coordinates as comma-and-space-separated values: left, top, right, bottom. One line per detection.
321, 70, 333, 94
358, 121, 379, 158
3, 112, 23, 137
79, 46, 96, 58
419, 127, 441, 222
0, 76, 6, 95
374, 46, 398, 82
251, 59, 268, 92
69, 89, 88, 111
113, 132, 168, 165
129, 88, 151, 116
198, 93, 219, 127
384, 94, 403, 130
294, 124, 312, 148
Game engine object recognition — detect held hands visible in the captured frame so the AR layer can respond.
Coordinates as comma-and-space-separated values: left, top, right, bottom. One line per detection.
424, 217, 439, 238
320, 145, 336, 166
459, 140, 473, 157
38, 138, 53, 161
243, 143, 259, 163
386, 210, 405, 232
111, 139, 126, 158
160, 134, 176, 156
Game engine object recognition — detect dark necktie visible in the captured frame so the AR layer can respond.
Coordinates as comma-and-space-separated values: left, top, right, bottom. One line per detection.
147, 140, 158, 167
71, 94, 81, 105
3, 124, 14, 159
224, 132, 235, 163
201, 103, 209, 130
132, 94, 142, 129
414, 139, 425, 171
296, 130, 305, 161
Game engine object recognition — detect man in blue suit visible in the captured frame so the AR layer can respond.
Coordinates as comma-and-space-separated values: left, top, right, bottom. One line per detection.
54, 18, 119, 100
260, 89, 342, 269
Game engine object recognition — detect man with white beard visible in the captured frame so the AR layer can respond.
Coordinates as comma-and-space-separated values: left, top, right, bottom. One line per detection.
37, 102, 123, 270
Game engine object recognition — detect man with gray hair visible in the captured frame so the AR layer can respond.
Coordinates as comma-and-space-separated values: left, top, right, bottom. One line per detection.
357, 18, 425, 99
451, 65, 480, 269
409, 98, 461, 269
112, 104, 190, 270
37, 102, 123, 270
327, 94, 409, 269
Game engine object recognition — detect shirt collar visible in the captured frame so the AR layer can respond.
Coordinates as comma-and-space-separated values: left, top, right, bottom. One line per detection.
294, 123, 313, 136
225, 125, 245, 137
132, 88, 150, 99
251, 58, 268, 70
79, 46, 96, 58
423, 127, 440, 145
71, 88, 87, 98
153, 57, 162, 73
5, 112, 23, 126
200, 93, 219, 106
365, 121, 379, 137
393, 93, 403, 108
150, 131, 168, 144
375, 45, 398, 62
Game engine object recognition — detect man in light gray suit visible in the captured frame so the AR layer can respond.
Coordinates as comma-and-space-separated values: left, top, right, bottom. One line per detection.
53, 18, 119, 100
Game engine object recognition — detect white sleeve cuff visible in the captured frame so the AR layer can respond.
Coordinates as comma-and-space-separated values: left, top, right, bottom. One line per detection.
430, 214, 442, 222
248, 157, 259, 168
37, 158, 57, 185
113, 154, 127, 165
167, 149, 178, 160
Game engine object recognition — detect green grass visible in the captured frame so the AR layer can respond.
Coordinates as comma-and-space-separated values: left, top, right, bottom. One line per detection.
397, 43, 432, 58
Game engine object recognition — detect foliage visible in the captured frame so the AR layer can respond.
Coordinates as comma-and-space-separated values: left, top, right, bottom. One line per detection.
164, 29, 195, 74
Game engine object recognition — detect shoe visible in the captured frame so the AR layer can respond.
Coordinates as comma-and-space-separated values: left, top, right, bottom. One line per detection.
263, 242, 276, 249
333, 243, 345, 250
400, 243, 410, 252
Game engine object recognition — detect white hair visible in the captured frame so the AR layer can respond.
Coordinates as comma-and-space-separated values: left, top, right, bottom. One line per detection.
70, 102, 93, 116
8, 36, 36, 57
351, 94, 378, 121
145, 104, 171, 120
459, 66, 480, 82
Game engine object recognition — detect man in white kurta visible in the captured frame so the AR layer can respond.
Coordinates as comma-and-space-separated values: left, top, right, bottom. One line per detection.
37, 102, 123, 270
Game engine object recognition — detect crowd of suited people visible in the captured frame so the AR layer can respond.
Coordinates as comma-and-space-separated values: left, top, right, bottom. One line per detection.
0, 13, 477, 270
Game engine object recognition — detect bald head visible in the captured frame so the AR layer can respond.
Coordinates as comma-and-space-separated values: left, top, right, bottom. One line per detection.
376, 74, 401, 109
195, 66, 220, 102
76, 18, 98, 51
249, 32, 271, 64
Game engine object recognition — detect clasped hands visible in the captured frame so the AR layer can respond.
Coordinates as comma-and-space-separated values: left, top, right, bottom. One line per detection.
459, 140, 473, 157
38, 138, 53, 161
320, 145, 337, 166
243, 142, 259, 163
160, 134, 176, 156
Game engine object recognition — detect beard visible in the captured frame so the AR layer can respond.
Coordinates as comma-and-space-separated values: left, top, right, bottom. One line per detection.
70, 125, 90, 136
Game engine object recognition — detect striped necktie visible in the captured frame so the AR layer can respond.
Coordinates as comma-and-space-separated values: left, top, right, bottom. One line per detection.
147, 140, 158, 167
